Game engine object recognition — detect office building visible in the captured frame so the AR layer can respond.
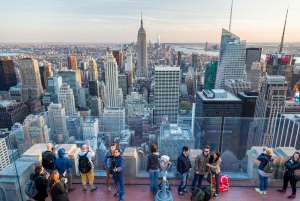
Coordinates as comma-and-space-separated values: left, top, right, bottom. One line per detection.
47, 76, 62, 104
157, 34, 160, 48
124, 53, 134, 90
224, 79, 251, 96
19, 58, 43, 101
57, 69, 82, 106
0, 101, 28, 129
0, 138, 10, 171
246, 48, 262, 70
246, 61, 262, 90
91, 96, 102, 116
42, 62, 54, 92
136, 14, 149, 77
195, 89, 242, 156
68, 56, 77, 70
58, 83, 76, 116
23, 114, 49, 144
113, 50, 124, 71
104, 52, 123, 107
88, 58, 98, 81
67, 116, 83, 140
177, 51, 181, 67
158, 123, 194, 165
204, 61, 218, 90
9, 84, 22, 101
247, 75, 288, 149
98, 107, 125, 133
89, 80, 99, 97
192, 52, 198, 68
155, 66, 180, 123
215, 29, 246, 89
273, 113, 300, 149
237, 90, 258, 117
0, 59, 17, 91
83, 118, 99, 140
118, 74, 127, 98
47, 103, 69, 142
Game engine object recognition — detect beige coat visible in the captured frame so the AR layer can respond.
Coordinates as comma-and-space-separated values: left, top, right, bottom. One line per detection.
209, 158, 222, 174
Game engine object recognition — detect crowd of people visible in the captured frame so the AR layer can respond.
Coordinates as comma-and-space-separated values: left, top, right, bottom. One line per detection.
26, 143, 300, 201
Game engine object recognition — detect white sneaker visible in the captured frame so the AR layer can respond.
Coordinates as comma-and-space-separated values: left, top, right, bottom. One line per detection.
255, 188, 263, 194
263, 191, 266, 195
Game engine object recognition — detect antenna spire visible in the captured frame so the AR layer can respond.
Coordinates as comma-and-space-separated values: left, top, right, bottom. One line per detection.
279, 6, 289, 54
141, 10, 143, 28
229, 0, 233, 32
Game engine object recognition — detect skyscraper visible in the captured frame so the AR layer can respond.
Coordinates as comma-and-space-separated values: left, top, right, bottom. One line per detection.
88, 58, 98, 81
104, 52, 123, 107
0, 138, 10, 171
0, 100, 28, 129
192, 52, 198, 68
157, 34, 161, 48
245, 48, 262, 70
68, 56, 77, 70
204, 61, 218, 90
58, 83, 76, 116
136, 13, 149, 78
43, 62, 54, 92
154, 66, 180, 123
19, 58, 43, 101
47, 103, 69, 142
0, 59, 17, 91
247, 75, 288, 149
215, 29, 246, 89
47, 76, 62, 104
224, 79, 251, 96
177, 51, 181, 67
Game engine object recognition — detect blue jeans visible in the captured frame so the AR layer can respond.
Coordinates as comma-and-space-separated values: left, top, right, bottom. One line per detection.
178, 172, 190, 193
191, 173, 204, 189
258, 172, 268, 191
149, 169, 159, 194
115, 180, 125, 201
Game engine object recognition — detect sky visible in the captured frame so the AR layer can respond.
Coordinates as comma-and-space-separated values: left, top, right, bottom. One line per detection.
0, 0, 299, 43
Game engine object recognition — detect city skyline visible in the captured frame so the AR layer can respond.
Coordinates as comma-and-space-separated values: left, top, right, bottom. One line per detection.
0, 0, 300, 43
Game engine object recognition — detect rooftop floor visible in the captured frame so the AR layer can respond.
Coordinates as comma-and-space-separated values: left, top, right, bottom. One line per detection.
45, 184, 300, 201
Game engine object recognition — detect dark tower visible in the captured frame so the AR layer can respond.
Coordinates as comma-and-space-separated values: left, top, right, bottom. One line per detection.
0, 59, 17, 91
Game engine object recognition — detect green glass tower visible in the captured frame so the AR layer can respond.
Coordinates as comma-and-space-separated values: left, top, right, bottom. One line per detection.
204, 61, 218, 90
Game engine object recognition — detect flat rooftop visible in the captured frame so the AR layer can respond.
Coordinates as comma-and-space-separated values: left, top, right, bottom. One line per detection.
197, 91, 241, 102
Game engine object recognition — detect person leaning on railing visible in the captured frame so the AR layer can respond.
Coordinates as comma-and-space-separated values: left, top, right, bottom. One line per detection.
277, 151, 300, 199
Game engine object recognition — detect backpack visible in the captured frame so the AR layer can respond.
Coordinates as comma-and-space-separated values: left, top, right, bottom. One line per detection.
191, 188, 205, 201
201, 186, 212, 201
263, 158, 275, 173
42, 151, 55, 169
158, 180, 172, 192
25, 174, 40, 198
78, 151, 92, 173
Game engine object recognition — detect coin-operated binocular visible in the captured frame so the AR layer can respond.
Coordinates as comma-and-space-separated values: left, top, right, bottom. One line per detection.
155, 155, 173, 201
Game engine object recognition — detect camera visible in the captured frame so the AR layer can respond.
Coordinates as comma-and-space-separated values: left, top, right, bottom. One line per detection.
43, 171, 49, 177
61, 177, 67, 182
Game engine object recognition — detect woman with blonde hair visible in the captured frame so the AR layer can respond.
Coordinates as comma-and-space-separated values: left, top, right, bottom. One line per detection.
50, 171, 69, 201
255, 148, 273, 195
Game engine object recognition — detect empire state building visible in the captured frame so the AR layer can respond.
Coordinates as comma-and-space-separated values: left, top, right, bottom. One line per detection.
136, 13, 149, 78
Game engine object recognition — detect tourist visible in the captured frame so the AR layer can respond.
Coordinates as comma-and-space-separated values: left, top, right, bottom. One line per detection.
277, 151, 300, 199
54, 148, 76, 192
191, 145, 210, 193
49, 171, 69, 201
103, 143, 117, 193
110, 148, 125, 201
77, 144, 98, 193
41, 143, 56, 175
255, 148, 273, 195
206, 152, 222, 198
30, 166, 50, 201
146, 144, 160, 194
177, 146, 192, 197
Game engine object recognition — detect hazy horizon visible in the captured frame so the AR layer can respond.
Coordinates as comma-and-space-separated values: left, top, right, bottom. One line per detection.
0, 0, 300, 43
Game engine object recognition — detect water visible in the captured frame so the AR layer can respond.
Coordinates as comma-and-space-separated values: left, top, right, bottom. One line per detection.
0, 53, 20, 56
172, 45, 219, 56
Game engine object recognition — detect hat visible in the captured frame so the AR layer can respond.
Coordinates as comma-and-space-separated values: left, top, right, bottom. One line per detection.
182, 146, 189, 151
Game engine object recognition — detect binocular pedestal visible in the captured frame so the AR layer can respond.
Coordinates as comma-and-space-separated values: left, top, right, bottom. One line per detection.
155, 170, 173, 201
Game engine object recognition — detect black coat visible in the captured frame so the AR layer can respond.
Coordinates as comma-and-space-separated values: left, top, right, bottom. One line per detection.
50, 181, 69, 201
177, 153, 192, 175
32, 173, 48, 201
257, 153, 272, 171
147, 153, 160, 172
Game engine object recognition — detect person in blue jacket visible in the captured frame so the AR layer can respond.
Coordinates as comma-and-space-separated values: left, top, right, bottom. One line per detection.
54, 148, 76, 192
255, 148, 273, 195
110, 148, 125, 201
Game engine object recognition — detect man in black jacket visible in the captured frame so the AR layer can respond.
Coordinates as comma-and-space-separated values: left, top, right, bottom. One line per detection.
31, 165, 50, 201
177, 146, 192, 197
41, 143, 56, 175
